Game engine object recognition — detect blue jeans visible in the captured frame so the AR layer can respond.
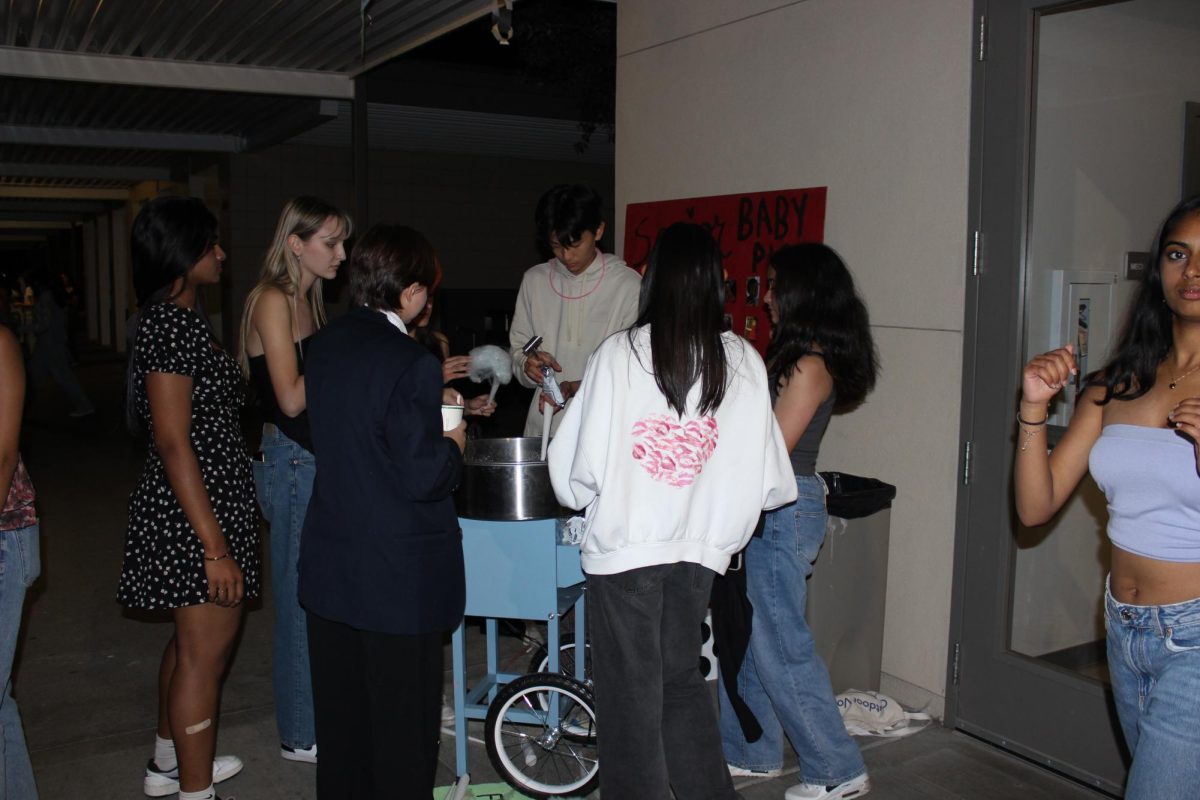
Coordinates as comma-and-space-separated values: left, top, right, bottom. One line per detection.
1106, 582, 1200, 799
719, 475, 865, 785
254, 426, 316, 750
587, 562, 740, 800
0, 524, 39, 800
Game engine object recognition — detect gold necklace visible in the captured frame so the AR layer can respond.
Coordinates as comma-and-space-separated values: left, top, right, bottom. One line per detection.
1168, 361, 1200, 390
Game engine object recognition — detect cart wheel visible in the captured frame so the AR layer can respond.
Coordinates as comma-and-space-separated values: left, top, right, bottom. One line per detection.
484, 673, 599, 799
527, 636, 593, 683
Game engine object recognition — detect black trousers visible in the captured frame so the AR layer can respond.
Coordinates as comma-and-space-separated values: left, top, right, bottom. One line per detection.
587, 563, 740, 800
306, 611, 445, 800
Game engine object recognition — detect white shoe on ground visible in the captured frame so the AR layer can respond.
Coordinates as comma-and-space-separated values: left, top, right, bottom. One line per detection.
280, 743, 318, 763
143, 755, 243, 797
784, 773, 870, 800
728, 762, 784, 778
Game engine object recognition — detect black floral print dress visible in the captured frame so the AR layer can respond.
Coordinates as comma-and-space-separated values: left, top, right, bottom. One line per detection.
118, 302, 260, 609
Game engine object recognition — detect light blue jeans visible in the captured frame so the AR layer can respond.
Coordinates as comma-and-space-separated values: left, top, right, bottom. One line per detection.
719, 475, 865, 786
1106, 581, 1200, 799
254, 426, 316, 751
0, 524, 39, 800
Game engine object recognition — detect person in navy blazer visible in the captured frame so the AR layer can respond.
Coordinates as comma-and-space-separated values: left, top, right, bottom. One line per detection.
298, 223, 467, 799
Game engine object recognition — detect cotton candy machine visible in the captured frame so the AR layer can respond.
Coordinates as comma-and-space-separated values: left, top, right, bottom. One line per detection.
448, 437, 590, 798
455, 437, 570, 521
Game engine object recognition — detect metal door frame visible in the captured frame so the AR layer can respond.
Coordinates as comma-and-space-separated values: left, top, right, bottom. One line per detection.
946, 0, 1129, 795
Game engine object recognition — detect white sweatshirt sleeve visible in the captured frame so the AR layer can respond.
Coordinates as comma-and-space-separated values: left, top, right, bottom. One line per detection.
547, 343, 611, 511
762, 409, 800, 510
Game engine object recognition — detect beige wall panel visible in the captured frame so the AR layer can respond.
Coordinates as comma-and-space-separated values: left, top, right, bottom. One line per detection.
616, 0, 972, 333
618, 0, 800, 55
820, 326, 961, 693
617, 0, 974, 701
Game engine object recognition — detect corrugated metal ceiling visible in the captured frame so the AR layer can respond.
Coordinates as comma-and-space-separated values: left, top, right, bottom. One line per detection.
0, 1, 613, 215
0, 0, 492, 72
1, 77, 300, 134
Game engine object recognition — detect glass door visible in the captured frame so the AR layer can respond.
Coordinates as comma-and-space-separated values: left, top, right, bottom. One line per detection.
951, 0, 1200, 794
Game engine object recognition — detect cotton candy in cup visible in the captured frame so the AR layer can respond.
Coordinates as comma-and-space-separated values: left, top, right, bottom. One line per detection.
441, 404, 464, 431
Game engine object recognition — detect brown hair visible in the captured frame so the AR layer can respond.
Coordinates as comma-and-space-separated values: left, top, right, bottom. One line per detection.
348, 224, 438, 310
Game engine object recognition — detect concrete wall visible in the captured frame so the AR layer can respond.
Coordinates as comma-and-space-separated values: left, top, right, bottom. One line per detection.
616, 0, 973, 715
1012, 0, 1200, 656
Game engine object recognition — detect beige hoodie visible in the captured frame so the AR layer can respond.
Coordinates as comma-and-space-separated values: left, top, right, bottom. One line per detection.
509, 252, 642, 436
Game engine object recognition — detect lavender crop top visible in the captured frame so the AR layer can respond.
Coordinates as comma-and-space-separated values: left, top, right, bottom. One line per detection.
1088, 424, 1200, 562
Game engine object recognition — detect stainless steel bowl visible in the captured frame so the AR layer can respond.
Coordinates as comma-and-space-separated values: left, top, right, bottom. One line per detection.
455, 437, 569, 521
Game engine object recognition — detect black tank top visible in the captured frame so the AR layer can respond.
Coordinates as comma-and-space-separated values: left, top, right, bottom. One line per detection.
788, 392, 834, 476
248, 336, 314, 454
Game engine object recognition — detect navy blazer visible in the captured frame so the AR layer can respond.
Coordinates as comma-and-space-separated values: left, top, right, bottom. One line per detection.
298, 306, 465, 635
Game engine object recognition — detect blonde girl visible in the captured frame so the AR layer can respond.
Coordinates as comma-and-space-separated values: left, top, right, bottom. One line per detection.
238, 196, 351, 765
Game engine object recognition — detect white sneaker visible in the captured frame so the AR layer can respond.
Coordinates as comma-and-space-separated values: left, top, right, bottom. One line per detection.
143, 755, 243, 797
441, 697, 457, 725
728, 762, 783, 778
280, 743, 318, 763
785, 773, 870, 800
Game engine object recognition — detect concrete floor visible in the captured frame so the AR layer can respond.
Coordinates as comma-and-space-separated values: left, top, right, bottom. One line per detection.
14, 356, 1110, 799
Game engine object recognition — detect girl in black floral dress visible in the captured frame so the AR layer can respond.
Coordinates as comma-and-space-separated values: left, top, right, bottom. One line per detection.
119, 196, 258, 800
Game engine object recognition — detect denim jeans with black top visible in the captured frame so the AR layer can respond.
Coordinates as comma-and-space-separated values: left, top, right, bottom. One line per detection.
254, 425, 317, 751
1106, 581, 1200, 799
718, 474, 865, 786
587, 562, 741, 800
0, 523, 39, 800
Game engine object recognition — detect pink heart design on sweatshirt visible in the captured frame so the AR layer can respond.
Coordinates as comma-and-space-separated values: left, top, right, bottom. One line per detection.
630, 414, 719, 487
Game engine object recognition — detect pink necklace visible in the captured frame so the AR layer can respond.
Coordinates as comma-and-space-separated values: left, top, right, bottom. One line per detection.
548, 253, 607, 300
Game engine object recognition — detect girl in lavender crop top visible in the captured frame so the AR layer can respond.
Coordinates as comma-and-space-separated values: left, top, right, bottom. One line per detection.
1014, 195, 1200, 798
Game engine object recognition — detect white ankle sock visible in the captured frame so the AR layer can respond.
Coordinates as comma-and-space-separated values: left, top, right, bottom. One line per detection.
178, 785, 215, 800
154, 734, 177, 770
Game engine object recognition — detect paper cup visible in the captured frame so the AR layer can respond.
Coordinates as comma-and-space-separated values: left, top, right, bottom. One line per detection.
441, 404, 465, 431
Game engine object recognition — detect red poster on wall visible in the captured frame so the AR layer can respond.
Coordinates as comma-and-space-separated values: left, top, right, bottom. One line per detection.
622, 186, 827, 355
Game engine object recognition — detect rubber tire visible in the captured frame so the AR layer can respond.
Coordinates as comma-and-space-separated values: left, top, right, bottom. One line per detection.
484, 673, 599, 799
526, 635, 593, 683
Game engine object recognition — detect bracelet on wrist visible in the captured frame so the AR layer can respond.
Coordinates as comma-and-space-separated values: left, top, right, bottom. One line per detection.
204, 551, 230, 562
1017, 410, 1048, 426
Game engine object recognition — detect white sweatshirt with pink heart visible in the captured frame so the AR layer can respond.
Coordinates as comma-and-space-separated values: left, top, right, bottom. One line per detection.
548, 326, 798, 576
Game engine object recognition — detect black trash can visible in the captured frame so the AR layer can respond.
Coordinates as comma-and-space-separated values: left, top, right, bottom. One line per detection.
806, 472, 896, 693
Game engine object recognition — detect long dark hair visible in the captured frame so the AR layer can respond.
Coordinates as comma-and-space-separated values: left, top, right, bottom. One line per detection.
125, 196, 219, 435
765, 243, 878, 410
629, 222, 727, 416
1091, 194, 1200, 403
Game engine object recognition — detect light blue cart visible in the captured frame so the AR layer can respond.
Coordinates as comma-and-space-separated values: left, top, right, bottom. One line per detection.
448, 516, 598, 799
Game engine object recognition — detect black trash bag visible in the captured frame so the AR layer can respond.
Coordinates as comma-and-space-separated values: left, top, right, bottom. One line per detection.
819, 472, 896, 519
